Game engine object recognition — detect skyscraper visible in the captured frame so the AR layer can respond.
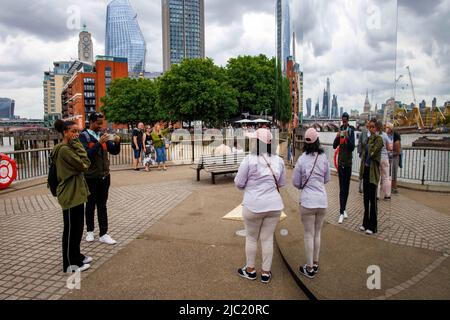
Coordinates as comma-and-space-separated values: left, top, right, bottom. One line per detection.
327, 77, 331, 118
106, 0, 146, 76
315, 100, 320, 118
162, 0, 205, 72
78, 25, 94, 64
306, 98, 312, 118
322, 89, 329, 118
331, 94, 338, 118
363, 90, 371, 114
276, 0, 291, 73
0, 98, 14, 119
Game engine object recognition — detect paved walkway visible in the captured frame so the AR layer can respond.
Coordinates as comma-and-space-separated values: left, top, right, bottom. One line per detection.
0, 165, 449, 300
0, 167, 306, 300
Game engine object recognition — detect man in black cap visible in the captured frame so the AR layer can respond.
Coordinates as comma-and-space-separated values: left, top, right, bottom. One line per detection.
79, 112, 121, 245
333, 112, 355, 224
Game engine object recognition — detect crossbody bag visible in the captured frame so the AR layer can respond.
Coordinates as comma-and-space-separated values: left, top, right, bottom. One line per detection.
300, 153, 319, 190
261, 155, 280, 193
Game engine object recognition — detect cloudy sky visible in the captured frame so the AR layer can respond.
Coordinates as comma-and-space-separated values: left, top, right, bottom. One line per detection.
0, 0, 449, 119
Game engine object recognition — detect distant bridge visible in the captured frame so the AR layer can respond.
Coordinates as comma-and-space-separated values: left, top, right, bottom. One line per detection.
301, 119, 342, 132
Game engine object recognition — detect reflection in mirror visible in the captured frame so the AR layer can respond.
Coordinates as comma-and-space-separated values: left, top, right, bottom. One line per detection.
276, 0, 400, 299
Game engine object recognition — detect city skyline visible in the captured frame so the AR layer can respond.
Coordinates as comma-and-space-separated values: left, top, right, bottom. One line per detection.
0, 0, 449, 119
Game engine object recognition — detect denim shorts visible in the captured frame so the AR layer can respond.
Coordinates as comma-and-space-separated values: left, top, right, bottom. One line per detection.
133, 148, 142, 159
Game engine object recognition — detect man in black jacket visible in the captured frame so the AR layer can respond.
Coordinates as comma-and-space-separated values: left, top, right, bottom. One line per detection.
79, 113, 121, 245
333, 112, 355, 224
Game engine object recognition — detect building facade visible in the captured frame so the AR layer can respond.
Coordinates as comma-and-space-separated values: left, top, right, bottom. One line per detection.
162, 0, 205, 72
106, 0, 146, 77
62, 56, 128, 129
276, 0, 291, 73
0, 98, 15, 119
43, 61, 72, 126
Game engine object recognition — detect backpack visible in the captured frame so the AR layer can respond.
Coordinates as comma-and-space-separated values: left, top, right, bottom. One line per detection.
47, 156, 58, 197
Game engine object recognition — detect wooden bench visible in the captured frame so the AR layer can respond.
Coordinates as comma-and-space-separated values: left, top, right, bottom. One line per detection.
192, 153, 246, 184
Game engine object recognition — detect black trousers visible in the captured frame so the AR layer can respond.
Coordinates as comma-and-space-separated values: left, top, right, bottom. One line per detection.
363, 166, 378, 233
85, 175, 111, 237
62, 204, 86, 272
338, 165, 352, 214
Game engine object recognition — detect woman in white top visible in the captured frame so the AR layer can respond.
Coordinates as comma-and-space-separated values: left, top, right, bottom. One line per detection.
292, 128, 330, 279
234, 128, 286, 283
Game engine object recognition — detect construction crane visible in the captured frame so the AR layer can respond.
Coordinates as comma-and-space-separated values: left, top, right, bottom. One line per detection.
406, 66, 424, 129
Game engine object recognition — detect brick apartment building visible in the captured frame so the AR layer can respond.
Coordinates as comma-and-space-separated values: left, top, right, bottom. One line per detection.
62, 56, 128, 130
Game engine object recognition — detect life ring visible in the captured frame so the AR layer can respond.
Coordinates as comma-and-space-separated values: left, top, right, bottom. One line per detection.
0, 153, 17, 190
334, 146, 339, 172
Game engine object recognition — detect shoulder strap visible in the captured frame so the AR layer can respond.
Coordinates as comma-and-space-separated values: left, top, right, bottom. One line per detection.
301, 153, 319, 189
261, 155, 280, 193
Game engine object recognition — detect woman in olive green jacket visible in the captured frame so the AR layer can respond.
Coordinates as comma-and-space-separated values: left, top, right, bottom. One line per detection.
151, 122, 172, 171
50, 120, 91, 273
359, 118, 383, 235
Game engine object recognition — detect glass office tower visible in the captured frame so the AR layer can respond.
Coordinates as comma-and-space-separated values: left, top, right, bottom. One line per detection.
277, 0, 291, 73
106, 0, 146, 76
162, 0, 205, 72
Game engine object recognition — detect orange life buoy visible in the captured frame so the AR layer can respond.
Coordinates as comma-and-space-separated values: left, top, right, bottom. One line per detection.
0, 153, 17, 190
334, 146, 339, 172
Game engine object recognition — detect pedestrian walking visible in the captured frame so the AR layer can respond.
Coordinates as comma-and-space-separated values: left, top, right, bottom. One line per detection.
292, 128, 330, 279
151, 122, 172, 171
377, 121, 393, 200
234, 128, 286, 283
50, 120, 92, 273
386, 122, 401, 194
333, 112, 355, 224
359, 118, 383, 235
79, 113, 120, 245
132, 122, 144, 171
357, 121, 370, 193
143, 125, 155, 172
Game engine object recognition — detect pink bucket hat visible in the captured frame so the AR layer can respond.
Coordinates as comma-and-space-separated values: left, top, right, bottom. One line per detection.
305, 128, 319, 144
246, 128, 273, 144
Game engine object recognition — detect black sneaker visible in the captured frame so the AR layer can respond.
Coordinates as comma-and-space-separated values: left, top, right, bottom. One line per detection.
261, 272, 272, 283
384, 197, 391, 201
238, 266, 256, 280
312, 264, 319, 273
299, 265, 316, 279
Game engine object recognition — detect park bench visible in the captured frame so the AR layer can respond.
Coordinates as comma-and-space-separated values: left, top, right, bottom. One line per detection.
192, 153, 247, 184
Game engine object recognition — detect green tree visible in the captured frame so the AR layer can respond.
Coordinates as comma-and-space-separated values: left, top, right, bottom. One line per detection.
226, 54, 276, 116
101, 77, 158, 127
157, 58, 238, 127
274, 58, 292, 124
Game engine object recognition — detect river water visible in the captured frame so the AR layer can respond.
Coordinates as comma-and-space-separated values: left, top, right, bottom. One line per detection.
317, 132, 450, 147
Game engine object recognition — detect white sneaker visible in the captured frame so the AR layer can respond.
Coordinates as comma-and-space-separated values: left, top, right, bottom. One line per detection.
83, 256, 93, 264
99, 234, 117, 245
359, 226, 366, 231
86, 232, 95, 242
365, 229, 374, 235
343, 211, 348, 219
338, 214, 344, 224
77, 264, 90, 272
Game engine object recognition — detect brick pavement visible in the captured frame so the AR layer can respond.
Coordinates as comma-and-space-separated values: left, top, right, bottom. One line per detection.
285, 176, 450, 254
0, 181, 194, 300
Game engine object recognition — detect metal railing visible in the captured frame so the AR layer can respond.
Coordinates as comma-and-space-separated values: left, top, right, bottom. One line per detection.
321, 143, 450, 186
5, 139, 448, 186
